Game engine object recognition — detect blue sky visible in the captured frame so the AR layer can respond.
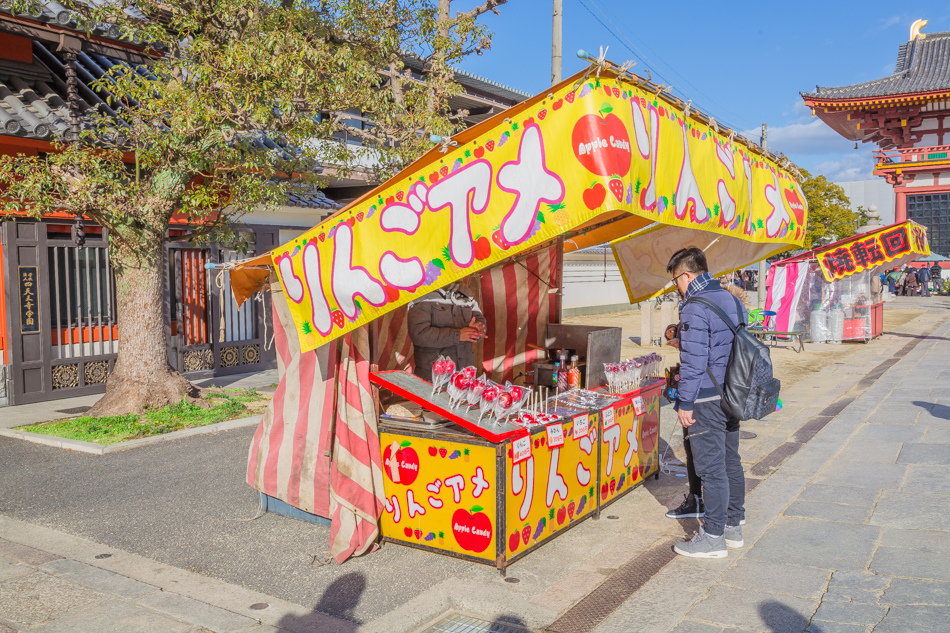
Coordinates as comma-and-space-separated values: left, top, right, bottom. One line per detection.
456, 1, 950, 183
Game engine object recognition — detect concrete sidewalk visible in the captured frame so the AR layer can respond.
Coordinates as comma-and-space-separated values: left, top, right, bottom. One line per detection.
593, 302, 950, 632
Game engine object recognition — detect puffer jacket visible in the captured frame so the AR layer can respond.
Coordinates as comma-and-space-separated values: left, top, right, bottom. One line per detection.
918, 265, 931, 283
407, 286, 486, 382
677, 280, 747, 411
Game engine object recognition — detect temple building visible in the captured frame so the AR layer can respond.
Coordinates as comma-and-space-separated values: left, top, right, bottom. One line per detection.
802, 19, 950, 256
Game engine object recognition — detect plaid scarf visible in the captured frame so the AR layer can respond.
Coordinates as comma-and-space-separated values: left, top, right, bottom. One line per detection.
679, 272, 714, 312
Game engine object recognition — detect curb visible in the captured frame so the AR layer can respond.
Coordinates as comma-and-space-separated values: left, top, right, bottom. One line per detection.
0, 415, 262, 455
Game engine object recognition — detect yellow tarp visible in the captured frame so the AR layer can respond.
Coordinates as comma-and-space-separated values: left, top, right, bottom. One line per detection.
257, 64, 807, 352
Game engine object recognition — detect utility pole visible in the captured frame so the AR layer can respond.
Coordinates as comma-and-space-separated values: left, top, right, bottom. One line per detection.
552, 0, 562, 85
758, 123, 768, 308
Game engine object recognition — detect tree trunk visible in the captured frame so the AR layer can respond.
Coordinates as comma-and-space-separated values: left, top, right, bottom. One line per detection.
87, 237, 196, 416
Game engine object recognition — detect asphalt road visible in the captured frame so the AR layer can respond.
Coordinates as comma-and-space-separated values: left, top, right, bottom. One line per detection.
0, 427, 474, 624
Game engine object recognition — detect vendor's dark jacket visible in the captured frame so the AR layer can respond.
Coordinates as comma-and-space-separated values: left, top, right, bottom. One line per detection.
918, 266, 932, 283
677, 280, 746, 412
407, 286, 486, 382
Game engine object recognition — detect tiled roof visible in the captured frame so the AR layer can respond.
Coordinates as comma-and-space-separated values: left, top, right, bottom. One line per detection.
1, 1, 147, 44
803, 30, 950, 100
284, 185, 343, 210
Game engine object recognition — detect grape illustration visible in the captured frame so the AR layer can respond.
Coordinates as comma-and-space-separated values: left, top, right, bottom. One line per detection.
424, 260, 443, 285
579, 84, 592, 98
625, 183, 633, 204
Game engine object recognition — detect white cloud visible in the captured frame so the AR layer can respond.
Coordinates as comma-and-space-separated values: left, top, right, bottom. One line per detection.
742, 119, 855, 157
814, 154, 877, 182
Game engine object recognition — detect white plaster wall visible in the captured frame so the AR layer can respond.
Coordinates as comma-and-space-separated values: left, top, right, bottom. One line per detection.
835, 178, 896, 224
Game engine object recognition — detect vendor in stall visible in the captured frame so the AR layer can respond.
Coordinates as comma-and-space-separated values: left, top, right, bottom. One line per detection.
408, 280, 487, 382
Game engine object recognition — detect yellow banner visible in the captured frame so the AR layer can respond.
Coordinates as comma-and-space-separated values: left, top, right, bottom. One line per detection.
274, 67, 808, 352
816, 221, 930, 282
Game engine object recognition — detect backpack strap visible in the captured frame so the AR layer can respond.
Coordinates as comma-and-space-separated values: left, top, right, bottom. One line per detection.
685, 296, 746, 333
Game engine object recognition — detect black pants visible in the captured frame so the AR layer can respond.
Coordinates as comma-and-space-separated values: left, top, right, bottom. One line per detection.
683, 399, 745, 535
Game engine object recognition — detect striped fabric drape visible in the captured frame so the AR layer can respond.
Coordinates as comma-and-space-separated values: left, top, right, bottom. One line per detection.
476, 245, 560, 384
246, 284, 385, 563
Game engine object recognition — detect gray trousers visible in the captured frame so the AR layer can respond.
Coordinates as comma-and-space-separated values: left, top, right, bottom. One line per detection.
685, 399, 745, 535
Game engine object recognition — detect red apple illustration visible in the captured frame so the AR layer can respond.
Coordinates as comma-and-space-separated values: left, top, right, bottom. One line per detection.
384, 286, 399, 302
428, 446, 437, 457
473, 235, 492, 261
553, 98, 564, 110
601, 483, 609, 500
474, 146, 485, 159
404, 527, 412, 537
583, 183, 607, 210
571, 105, 632, 178
383, 442, 420, 485
783, 187, 806, 225
557, 506, 567, 526
509, 531, 520, 553
452, 506, 493, 553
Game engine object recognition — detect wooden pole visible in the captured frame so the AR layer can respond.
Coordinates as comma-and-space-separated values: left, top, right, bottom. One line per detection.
552, 0, 563, 86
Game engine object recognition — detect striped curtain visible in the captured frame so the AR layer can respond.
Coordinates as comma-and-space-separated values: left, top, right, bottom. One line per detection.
246, 285, 385, 563
476, 245, 560, 384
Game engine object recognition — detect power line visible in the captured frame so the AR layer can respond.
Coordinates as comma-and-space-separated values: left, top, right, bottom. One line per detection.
573, 0, 758, 133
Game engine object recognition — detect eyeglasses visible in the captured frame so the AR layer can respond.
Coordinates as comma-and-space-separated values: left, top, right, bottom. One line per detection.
671, 271, 691, 284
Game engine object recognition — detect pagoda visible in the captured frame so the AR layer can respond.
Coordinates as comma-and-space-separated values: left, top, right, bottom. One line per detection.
802, 19, 950, 255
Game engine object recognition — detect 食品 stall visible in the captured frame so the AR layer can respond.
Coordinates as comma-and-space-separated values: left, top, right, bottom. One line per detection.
765, 220, 929, 343
226, 57, 808, 572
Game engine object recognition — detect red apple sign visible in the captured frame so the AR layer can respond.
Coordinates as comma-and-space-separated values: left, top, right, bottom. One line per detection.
452, 506, 493, 553
571, 104, 632, 178
782, 186, 806, 225
383, 442, 420, 485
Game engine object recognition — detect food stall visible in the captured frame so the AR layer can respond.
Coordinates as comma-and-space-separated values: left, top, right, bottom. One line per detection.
765, 221, 929, 343
226, 57, 808, 569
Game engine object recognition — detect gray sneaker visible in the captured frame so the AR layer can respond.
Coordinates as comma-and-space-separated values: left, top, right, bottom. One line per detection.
673, 527, 728, 558
724, 524, 743, 548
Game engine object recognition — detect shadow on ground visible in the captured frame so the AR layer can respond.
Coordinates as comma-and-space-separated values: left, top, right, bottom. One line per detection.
758, 600, 820, 633
913, 401, 950, 420
277, 572, 365, 632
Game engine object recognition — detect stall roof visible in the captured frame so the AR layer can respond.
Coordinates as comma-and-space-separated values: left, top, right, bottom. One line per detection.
773, 220, 930, 282
230, 60, 807, 353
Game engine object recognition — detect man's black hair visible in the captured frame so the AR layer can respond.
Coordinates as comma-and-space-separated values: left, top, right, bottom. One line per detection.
666, 247, 709, 275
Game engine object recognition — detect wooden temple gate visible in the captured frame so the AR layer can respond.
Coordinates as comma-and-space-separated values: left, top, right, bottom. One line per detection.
1, 220, 277, 405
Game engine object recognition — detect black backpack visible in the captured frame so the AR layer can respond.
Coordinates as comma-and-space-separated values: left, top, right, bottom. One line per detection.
686, 296, 781, 421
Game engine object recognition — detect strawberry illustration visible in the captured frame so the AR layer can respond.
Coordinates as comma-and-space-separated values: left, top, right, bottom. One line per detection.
356, 211, 364, 222
395, 190, 404, 201
414, 529, 422, 540
608, 177, 624, 202
439, 447, 447, 458
552, 99, 563, 110
612, 87, 620, 98
485, 139, 495, 151
491, 229, 511, 251
330, 310, 344, 329
440, 166, 449, 177
568, 500, 576, 519
521, 524, 531, 545
565, 92, 576, 104
318, 232, 325, 243
537, 109, 548, 120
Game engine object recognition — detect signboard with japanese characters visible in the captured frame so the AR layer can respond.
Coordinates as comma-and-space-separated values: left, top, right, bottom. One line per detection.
816, 221, 929, 282
18, 266, 39, 334
270, 66, 807, 353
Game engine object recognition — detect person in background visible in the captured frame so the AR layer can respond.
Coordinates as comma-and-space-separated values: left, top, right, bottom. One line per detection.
871, 273, 882, 303
897, 268, 909, 296
932, 263, 943, 295
886, 268, 901, 295
408, 280, 486, 382
904, 267, 919, 297
918, 263, 932, 297
667, 247, 746, 559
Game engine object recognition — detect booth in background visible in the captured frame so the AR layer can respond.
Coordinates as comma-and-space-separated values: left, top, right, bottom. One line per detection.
766, 221, 930, 343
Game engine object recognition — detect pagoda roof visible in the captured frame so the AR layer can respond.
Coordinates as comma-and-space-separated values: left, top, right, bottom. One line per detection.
803, 30, 950, 101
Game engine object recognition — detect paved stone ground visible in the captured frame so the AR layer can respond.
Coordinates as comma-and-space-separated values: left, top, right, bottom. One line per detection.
593, 298, 950, 633
0, 299, 947, 632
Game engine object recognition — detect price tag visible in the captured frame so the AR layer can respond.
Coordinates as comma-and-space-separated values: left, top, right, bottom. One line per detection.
572, 413, 590, 439
512, 435, 532, 464
632, 396, 645, 416
546, 423, 565, 448
602, 406, 616, 429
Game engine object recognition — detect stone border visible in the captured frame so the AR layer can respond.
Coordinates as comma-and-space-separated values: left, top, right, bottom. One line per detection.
0, 415, 262, 455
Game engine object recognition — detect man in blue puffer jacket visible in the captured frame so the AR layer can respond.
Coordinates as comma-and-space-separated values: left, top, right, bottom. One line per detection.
668, 247, 746, 558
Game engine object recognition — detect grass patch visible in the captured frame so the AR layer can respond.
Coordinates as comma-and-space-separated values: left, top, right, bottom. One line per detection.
18, 389, 269, 445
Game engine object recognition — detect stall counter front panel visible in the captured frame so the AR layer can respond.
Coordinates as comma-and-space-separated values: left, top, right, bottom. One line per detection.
378, 380, 664, 572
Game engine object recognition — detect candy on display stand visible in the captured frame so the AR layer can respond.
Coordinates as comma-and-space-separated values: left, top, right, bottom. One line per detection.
604, 353, 664, 394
